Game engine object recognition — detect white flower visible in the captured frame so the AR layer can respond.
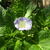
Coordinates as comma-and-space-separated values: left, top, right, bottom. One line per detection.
14, 17, 32, 30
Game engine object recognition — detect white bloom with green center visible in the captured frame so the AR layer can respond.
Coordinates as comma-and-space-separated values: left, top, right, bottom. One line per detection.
14, 17, 32, 30
19, 21, 26, 28
14, 1, 37, 30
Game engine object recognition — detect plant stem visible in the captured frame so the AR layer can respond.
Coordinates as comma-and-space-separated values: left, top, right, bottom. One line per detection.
24, 2, 37, 18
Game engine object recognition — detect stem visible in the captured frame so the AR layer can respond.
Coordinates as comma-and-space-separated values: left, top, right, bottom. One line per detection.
24, 2, 37, 18
24, 8, 32, 18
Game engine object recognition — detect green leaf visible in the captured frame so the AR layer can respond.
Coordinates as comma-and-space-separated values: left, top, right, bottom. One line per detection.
39, 29, 50, 41
39, 38, 50, 50
38, 29, 50, 50
29, 45, 41, 50
23, 40, 31, 50
0, 26, 6, 34
0, 46, 6, 50
14, 40, 22, 50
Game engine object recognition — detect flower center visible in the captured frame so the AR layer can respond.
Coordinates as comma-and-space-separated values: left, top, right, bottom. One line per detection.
19, 21, 26, 28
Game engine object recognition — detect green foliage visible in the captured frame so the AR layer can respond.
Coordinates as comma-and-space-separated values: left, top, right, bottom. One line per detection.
0, 0, 50, 50
29, 45, 41, 50
14, 40, 22, 50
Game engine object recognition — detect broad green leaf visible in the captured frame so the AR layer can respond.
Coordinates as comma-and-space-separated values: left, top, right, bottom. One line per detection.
29, 45, 41, 50
38, 29, 50, 50
39, 29, 50, 41
39, 38, 50, 50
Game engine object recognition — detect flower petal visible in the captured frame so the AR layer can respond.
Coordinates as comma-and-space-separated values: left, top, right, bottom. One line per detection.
14, 17, 32, 30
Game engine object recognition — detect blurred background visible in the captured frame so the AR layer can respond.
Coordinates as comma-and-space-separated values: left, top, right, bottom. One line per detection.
0, 0, 50, 50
